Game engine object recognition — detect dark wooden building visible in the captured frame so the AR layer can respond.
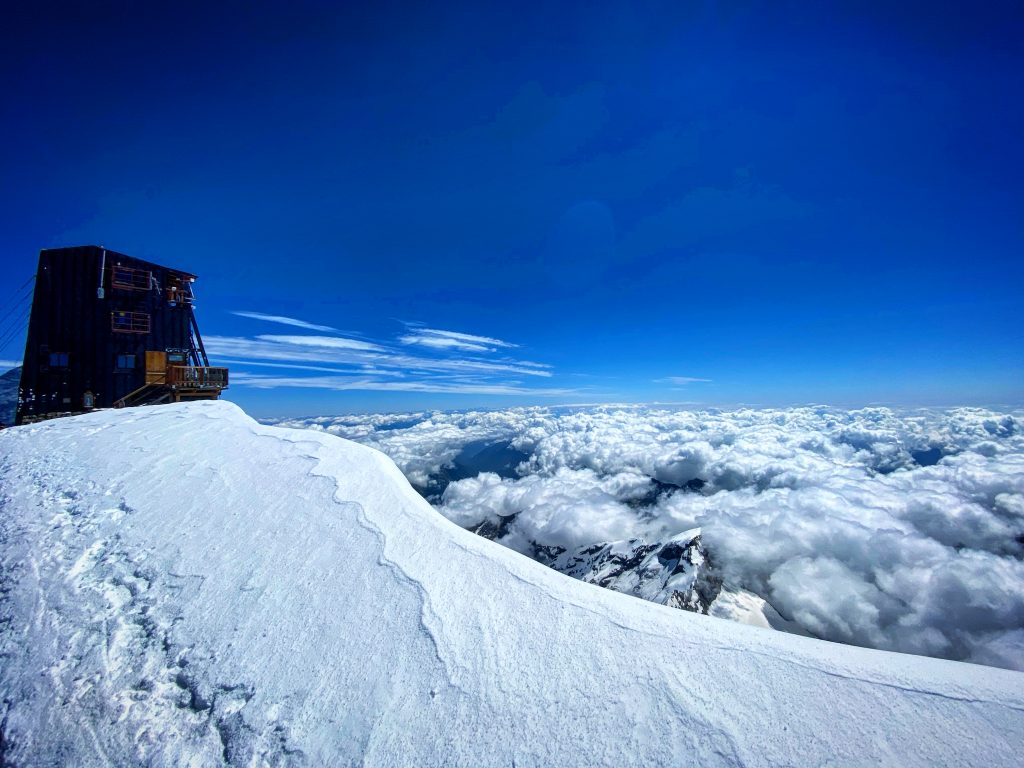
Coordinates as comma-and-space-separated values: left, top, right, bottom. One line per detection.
15, 245, 227, 424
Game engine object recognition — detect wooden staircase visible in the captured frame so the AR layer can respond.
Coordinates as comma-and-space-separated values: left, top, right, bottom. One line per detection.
114, 365, 228, 409
114, 382, 173, 409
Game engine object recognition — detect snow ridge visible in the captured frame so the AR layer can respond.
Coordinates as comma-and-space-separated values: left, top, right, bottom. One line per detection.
346, 496, 468, 698
1, 401, 1023, 766
273, 428, 470, 698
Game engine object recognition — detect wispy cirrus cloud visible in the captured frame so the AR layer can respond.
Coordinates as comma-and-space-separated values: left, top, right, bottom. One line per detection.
231, 371, 572, 396
215, 359, 408, 377
399, 334, 491, 352
656, 376, 712, 385
205, 320, 569, 396
205, 335, 552, 378
256, 334, 385, 352
232, 311, 339, 333
400, 327, 519, 353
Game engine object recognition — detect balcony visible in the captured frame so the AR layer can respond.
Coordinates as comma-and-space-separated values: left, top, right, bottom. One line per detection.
110, 265, 153, 291
111, 311, 151, 334
166, 366, 229, 390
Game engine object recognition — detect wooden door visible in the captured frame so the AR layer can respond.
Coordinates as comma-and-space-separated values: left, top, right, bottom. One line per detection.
145, 351, 167, 384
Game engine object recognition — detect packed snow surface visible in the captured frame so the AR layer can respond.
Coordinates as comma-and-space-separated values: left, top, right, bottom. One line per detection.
2, 402, 1023, 766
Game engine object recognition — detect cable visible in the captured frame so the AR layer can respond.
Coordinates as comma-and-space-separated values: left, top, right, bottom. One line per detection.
0, 306, 31, 356
0, 274, 35, 316
0, 308, 29, 350
0, 274, 35, 304
0, 291, 32, 342
0, 280, 34, 328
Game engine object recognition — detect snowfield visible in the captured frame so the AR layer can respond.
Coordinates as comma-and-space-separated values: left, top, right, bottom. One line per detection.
1, 402, 1023, 766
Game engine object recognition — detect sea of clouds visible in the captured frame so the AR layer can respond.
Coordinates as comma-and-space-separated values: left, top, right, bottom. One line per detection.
268, 405, 1024, 670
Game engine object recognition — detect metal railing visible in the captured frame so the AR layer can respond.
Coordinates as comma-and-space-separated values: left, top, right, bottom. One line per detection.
111, 266, 152, 291
111, 311, 151, 333
166, 366, 229, 389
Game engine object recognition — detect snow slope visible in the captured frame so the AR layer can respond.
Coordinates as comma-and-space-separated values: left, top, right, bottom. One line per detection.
1, 402, 1022, 766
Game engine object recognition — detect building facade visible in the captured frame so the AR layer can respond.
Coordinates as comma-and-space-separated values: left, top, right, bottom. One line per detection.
16, 245, 227, 424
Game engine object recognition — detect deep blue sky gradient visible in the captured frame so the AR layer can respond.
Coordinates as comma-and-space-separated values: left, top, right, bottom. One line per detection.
1, 1, 1021, 414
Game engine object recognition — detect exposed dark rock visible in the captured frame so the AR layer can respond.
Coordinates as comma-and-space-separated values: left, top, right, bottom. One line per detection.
0, 367, 20, 426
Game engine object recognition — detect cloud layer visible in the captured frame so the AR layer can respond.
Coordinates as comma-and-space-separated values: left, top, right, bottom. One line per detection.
268, 405, 1024, 670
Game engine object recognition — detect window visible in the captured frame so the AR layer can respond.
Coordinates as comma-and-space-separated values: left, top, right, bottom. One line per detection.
167, 353, 186, 364
116, 354, 136, 370
48, 352, 68, 368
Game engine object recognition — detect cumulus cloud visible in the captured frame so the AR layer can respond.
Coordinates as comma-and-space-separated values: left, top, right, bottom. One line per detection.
441, 468, 656, 553
268, 404, 1024, 670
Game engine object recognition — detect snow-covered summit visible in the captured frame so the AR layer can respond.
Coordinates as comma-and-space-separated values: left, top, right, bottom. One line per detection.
1, 401, 1022, 766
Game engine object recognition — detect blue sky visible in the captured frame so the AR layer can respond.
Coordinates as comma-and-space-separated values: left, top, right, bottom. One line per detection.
1, 1, 1021, 415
